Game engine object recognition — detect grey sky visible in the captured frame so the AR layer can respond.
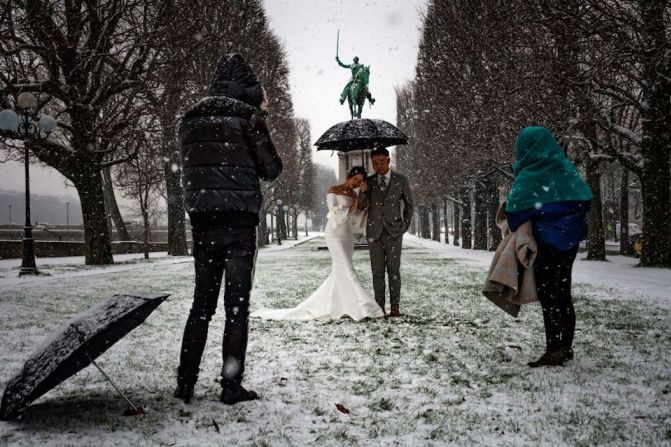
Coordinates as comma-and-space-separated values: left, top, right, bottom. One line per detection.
0, 0, 426, 196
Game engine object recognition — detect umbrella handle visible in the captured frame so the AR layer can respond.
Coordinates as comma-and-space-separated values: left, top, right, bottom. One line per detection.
89, 358, 140, 413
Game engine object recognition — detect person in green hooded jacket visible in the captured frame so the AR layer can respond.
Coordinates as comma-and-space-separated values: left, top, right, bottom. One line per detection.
504, 126, 592, 367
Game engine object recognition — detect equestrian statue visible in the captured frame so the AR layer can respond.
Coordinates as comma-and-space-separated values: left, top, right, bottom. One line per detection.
336, 31, 375, 119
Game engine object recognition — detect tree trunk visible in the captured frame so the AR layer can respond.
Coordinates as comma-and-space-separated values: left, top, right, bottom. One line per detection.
472, 183, 488, 250
409, 209, 417, 235
164, 160, 189, 256
419, 205, 431, 239
453, 201, 460, 246
461, 189, 472, 249
431, 203, 441, 241
142, 208, 150, 260
487, 182, 502, 251
160, 88, 189, 256
258, 209, 269, 247
619, 169, 630, 256
75, 166, 114, 265
585, 156, 606, 260
443, 198, 449, 244
101, 167, 129, 241
279, 209, 288, 240
640, 159, 671, 265
638, 0, 671, 266
292, 214, 298, 239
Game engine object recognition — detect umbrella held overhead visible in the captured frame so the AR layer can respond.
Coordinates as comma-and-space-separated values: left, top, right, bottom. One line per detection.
315, 118, 408, 152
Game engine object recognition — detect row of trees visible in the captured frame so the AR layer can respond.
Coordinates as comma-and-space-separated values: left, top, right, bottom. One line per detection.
1, 0, 316, 263
397, 0, 670, 266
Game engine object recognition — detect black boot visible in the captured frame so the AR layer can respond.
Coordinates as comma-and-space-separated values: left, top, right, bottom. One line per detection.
527, 350, 564, 368
174, 367, 197, 404
220, 382, 259, 405
561, 347, 574, 362
173, 382, 195, 404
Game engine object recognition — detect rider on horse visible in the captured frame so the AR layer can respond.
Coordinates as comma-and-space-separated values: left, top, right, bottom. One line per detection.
337, 56, 375, 106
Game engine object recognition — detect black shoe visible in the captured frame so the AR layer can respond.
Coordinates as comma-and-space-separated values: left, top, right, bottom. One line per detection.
173, 382, 195, 404
561, 347, 574, 362
220, 384, 259, 405
527, 350, 564, 368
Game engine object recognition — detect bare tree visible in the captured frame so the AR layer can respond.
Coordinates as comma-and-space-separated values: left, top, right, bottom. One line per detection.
114, 118, 164, 260
0, 0, 172, 264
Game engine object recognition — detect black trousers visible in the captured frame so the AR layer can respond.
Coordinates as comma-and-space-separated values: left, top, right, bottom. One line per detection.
533, 242, 579, 352
178, 226, 257, 387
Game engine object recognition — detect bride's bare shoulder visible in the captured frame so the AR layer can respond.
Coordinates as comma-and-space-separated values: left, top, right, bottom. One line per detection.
328, 185, 343, 194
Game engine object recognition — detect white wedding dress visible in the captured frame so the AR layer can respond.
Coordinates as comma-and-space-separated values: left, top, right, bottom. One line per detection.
252, 193, 384, 321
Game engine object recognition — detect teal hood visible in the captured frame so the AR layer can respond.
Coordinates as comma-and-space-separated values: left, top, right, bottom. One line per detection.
506, 126, 592, 212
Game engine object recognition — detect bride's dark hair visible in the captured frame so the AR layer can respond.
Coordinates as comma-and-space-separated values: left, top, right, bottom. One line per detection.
347, 166, 368, 178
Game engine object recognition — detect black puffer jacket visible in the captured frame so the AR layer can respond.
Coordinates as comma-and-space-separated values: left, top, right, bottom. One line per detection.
179, 54, 282, 228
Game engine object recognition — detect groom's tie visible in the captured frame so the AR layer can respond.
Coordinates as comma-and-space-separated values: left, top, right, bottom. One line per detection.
379, 175, 388, 199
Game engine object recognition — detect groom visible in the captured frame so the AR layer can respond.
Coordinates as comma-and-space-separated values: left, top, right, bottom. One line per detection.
358, 148, 414, 317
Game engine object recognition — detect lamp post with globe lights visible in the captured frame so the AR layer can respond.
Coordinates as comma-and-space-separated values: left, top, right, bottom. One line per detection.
0, 90, 57, 276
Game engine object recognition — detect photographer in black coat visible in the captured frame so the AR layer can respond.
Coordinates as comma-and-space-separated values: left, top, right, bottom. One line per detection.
174, 53, 282, 405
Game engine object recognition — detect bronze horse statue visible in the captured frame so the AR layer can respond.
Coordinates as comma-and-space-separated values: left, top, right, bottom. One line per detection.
346, 66, 375, 120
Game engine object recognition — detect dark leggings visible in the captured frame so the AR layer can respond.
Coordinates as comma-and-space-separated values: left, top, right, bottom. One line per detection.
533, 242, 579, 352
178, 226, 257, 386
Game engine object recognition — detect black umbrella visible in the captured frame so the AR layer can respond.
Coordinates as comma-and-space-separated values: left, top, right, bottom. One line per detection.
315, 118, 408, 152
0, 292, 169, 420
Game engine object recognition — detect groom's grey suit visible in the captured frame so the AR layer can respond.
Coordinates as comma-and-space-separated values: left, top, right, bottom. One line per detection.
359, 170, 414, 311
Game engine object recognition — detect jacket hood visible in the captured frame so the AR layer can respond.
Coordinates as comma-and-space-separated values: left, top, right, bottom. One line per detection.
208, 53, 263, 108
513, 126, 557, 174
506, 126, 592, 212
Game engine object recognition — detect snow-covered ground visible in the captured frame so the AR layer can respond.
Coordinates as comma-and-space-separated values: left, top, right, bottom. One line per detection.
0, 235, 669, 445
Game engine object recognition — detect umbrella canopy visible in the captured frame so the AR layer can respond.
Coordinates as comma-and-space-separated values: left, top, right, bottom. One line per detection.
0, 293, 169, 420
315, 118, 408, 152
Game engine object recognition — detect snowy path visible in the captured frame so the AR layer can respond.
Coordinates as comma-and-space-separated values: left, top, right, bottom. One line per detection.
0, 235, 669, 446
406, 235, 671, 309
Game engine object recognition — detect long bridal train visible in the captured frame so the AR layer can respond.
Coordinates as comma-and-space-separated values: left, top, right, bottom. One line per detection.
252, 192, 384, 321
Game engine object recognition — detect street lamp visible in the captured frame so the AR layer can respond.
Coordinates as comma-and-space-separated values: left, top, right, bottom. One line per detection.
8, 203, 12, 224
66, 201, 70, 226
0, 90, 56, 276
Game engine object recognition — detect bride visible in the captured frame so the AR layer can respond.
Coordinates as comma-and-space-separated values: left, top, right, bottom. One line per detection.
252, 166, 384, 321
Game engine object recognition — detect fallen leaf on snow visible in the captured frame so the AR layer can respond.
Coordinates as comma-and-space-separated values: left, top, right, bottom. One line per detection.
335, 403, 350, 415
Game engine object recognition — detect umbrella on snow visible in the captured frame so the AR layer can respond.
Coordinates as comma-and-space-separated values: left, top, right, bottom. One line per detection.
0, 292, 169, 420
315, 118, 408, 153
